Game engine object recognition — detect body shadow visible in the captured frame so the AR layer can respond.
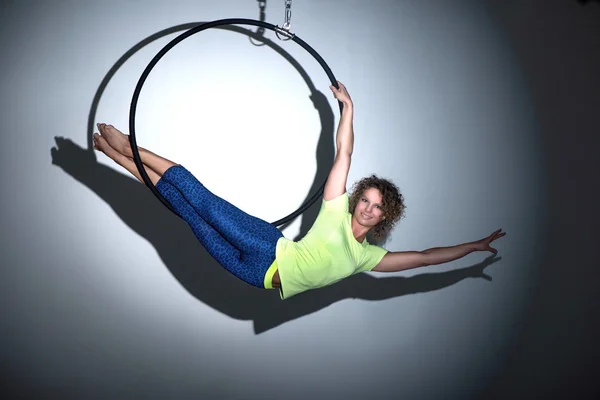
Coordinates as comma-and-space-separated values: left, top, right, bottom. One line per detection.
52, 21, 501, 334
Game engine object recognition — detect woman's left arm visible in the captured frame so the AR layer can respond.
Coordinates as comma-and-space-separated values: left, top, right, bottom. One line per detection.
372, 229, 506, 273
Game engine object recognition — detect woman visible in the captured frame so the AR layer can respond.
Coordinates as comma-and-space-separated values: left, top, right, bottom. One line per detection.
93, 81, 505, 299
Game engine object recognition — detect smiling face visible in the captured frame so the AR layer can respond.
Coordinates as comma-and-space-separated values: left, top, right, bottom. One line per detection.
349, 175, 406, 242
352, 187, 386, 229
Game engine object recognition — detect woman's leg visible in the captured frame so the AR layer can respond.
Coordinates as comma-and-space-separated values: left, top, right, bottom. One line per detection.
93, 132, 162, 185
94, 124, 280, 288
96, 122, 283, 253
159, 179, 279, 288
97, 123, 177, 178
94, 131, 271, 287
154, 178, 272, 287
155, 180, 254, 284
159, 165, 283, 255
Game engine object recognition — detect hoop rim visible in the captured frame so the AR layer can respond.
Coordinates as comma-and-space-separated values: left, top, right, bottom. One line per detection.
129, 18, 342, 226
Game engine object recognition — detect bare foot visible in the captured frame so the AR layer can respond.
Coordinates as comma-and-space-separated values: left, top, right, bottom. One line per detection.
97, 123, 133, 157
93, 132, 123, 161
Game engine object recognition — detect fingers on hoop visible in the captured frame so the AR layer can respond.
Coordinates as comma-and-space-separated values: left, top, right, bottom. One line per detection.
329, 80, 344, 91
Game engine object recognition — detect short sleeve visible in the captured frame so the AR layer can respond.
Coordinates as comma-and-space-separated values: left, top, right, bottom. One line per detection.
357, 245, 388, 273
322, 192, 349, 212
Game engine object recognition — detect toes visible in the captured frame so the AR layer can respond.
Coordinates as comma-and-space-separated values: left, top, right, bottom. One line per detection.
97, 123, 115, 136
105, 124, 118, 134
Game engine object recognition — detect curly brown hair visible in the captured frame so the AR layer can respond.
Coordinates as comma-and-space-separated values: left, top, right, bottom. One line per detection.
348, 175, 406, 242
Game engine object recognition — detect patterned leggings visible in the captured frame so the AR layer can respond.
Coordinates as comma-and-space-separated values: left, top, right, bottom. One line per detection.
155, 165, 283, 288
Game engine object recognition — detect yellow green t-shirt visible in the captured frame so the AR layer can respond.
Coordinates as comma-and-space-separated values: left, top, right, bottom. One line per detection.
275, 192, 388, 299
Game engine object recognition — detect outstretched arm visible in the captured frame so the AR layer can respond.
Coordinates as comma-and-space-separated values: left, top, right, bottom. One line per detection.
372, 229, 506, 272
324, 81, 354, 201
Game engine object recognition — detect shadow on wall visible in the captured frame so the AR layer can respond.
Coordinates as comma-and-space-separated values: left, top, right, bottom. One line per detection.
50, 21, 502, 334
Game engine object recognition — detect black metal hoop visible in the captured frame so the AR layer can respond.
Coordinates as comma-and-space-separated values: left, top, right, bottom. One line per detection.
129, 18, 342, 226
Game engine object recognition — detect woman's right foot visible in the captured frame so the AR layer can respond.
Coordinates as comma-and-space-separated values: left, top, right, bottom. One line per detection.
93, 132, 122, 161
97, 123, 133, 157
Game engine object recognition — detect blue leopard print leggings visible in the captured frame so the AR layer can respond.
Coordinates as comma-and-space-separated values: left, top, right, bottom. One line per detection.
155, 165, 283, 288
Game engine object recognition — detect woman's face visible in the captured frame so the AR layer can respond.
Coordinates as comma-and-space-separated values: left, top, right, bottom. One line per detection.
353, 187, 385, 228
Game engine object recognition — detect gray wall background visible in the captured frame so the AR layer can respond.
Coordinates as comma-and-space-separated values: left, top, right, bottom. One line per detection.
1, 0, 598, 399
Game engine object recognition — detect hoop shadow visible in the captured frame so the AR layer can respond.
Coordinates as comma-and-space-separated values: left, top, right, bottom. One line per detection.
51, 22, 502, 334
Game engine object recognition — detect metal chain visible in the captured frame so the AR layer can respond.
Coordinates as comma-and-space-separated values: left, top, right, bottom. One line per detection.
282, 0, 292, 31
275, 0, 295, 41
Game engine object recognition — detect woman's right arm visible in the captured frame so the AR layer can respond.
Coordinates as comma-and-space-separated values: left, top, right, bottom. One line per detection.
324, 81, 354, 201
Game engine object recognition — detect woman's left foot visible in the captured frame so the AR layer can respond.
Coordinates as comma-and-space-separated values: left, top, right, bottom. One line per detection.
97, 123, 133, 157
93, 132, 122, 160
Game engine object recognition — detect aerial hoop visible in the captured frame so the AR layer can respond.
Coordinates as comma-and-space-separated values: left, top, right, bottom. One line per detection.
129, 18, 342, 226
